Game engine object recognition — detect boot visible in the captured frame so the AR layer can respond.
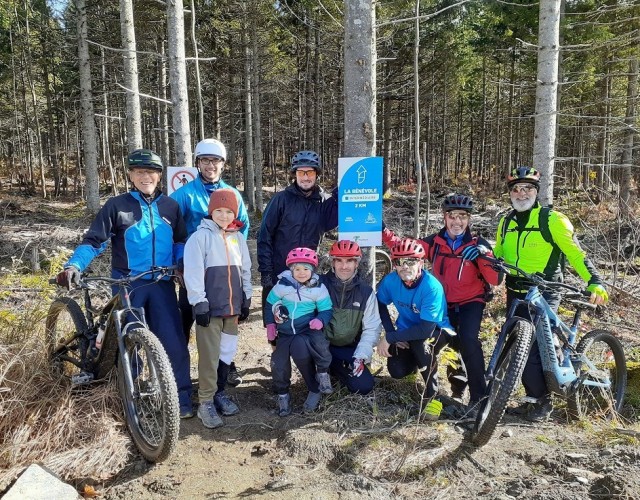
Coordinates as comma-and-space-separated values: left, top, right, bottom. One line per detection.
524, 396, 553, 422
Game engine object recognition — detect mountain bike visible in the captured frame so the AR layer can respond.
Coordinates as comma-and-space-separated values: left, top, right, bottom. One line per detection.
471, 257, 627, 447
46, 266, 180, 462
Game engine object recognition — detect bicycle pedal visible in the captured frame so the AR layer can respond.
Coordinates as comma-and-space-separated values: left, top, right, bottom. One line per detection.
72, 372, 94, 385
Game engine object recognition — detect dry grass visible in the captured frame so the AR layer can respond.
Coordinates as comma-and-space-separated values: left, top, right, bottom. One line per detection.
0, 335, 130, 491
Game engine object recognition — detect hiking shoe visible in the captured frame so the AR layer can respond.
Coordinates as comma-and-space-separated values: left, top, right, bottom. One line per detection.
303, 391, 322, 412
277, 393, 291, 417
180, 406, 194, 419
214, 392, 240, 416
316, 372, 333, 394
227, 363, 243, 387
197, 401, 224, 428
423, 399, 443, 421
525, 397, 553, 423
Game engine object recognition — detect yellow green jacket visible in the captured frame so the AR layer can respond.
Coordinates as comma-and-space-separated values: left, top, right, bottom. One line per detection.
494, 204, 602, 292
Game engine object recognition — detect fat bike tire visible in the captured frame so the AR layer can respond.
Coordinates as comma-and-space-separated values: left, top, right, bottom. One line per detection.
45, 297, 89, 378
117, 327, 180, 463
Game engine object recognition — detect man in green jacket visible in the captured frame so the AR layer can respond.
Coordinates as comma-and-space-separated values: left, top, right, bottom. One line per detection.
494, 166, 608, 422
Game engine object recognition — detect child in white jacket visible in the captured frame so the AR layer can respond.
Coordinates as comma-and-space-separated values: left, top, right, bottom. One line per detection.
184, 189, 252, 429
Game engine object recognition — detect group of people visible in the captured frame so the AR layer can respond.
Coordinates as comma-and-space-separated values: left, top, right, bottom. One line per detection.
56, 141, 609, 429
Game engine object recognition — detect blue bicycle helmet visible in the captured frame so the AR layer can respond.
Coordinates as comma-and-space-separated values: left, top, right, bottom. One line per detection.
290, 150, 321, 173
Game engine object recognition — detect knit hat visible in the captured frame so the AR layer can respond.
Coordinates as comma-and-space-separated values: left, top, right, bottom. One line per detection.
208, 189, 238, 217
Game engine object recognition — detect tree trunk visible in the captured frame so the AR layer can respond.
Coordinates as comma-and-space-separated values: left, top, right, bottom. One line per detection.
251, 6, 264, 213
344, 0, 376, 284
167, 0, 192, 167
619, 57, 638, 216
242, 4, 255, 210
533, 0, 561, 206
190, 0, 205, 139
76, 0, 100, 213
413, 0, 422, 238
120, 0, 143, 150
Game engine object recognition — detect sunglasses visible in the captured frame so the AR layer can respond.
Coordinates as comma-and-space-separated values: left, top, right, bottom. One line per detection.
510, 184, 537, 194
296, 169, 317, 178
446, 211, 470, 221
393, 258, 422, 267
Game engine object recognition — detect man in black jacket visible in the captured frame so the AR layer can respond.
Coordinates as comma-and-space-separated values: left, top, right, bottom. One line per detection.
257, 150, 338, 312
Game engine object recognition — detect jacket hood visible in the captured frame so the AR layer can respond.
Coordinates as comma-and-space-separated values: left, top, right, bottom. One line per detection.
277, 269, 321, 288
197, 216, 243, 234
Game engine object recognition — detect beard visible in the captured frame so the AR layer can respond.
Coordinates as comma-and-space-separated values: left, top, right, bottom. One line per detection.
511, 197, 536, 212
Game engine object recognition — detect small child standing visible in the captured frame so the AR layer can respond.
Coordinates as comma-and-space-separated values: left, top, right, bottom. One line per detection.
264, 247, 333, 416
184, 189, 252, 429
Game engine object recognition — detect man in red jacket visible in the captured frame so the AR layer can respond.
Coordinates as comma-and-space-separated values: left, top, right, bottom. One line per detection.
383, 194, 502, 414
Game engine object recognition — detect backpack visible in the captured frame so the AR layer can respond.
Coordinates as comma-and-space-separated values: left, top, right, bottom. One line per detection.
499, 206, 566, 274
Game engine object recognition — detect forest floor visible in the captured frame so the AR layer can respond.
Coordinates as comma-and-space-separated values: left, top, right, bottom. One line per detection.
1, 188, 640, 499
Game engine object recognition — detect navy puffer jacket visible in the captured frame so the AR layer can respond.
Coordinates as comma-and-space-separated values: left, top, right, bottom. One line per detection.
257, 183, 337, 281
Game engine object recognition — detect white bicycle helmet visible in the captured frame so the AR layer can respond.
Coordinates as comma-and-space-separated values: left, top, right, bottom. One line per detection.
194, 138, 227, 161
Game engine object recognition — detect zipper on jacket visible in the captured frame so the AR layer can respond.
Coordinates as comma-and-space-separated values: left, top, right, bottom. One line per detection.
223, 231, 234, 315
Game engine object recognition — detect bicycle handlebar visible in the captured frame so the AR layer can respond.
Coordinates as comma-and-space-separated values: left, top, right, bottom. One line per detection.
50, 265, 178, 289
480, 255, 591, 297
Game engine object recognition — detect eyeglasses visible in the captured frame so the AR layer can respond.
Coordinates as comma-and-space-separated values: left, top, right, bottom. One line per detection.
446, 211, 470, 221
296, 169, 317, 178
199, 157, 224, 166
393, 258, 422, 267
130, 169, 159, 177
510, 184, 537, 194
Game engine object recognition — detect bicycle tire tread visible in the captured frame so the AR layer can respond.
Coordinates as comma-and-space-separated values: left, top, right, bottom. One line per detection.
118, 328, 180, 463
472, 320, 533, 446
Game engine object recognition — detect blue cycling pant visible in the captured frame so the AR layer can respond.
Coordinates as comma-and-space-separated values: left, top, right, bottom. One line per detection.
121, 279, 193, 410
329, 345, 375, 395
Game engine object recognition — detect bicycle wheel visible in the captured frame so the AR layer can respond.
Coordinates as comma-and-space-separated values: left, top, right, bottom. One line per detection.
375, 248, 392, 283
45, 297, 89, 378
567, 329, 627, 421
471, 319, 534, 447
117, 327, 180, 463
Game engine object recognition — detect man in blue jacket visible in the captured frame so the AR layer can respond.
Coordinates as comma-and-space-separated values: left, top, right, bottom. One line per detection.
377, 238, 455, 421
56, 149, 193, 418
257, 150, 338, 314
171, 138, 249, 387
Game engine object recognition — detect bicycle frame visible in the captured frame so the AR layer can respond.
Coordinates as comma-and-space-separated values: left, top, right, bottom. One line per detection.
486, 263, 613, 398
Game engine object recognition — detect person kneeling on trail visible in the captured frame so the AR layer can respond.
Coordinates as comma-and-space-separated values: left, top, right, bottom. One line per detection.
319, 240, 382, 395
264, 247, 333, 417
376, 238, 455, 421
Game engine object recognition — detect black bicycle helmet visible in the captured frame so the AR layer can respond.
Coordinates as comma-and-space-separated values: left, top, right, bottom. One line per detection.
128, 149, 163, 171
442, 193, 474, 213
290, 150, 321, 173
507, 166, 540, 188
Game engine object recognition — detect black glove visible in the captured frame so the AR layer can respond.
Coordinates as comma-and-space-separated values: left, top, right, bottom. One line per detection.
194, 302, 210, 327
195, 312, 210, 327
238, 296, 251, 321
260, 273, 273, 287
55, 267, 80, 290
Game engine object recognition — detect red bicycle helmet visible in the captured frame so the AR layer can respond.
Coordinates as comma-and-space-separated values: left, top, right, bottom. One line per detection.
442, 193, 474, 212
286, 247, 319, 267
507, 166, 541, 188
390, 238, 426, 260
329, 240, 362, 259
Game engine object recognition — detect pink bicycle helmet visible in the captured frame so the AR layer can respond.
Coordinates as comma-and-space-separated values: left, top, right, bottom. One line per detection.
286, 247, 319, 267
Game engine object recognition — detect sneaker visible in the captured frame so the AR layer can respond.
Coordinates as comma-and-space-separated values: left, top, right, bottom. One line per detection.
227, 363, 243, 387
316, 372, 333, 394
303, 391, 322, 412
214, 392, 240, 416
524, 397, 553, 423
180, 406, 194, 419
197, 401, 224, 428
422, 399, 443, 421
277, 393, 291, 417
